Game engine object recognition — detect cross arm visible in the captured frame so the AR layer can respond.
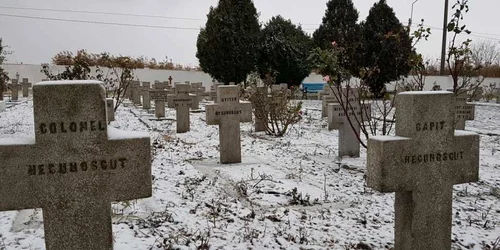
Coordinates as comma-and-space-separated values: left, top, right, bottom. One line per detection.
366, 135, 412, 192
449, 130, 479, 184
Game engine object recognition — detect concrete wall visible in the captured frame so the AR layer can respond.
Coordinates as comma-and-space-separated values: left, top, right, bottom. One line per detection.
3, 64, 500, 91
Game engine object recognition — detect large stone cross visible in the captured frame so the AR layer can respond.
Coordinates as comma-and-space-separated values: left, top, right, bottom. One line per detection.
139, 82, 151, 109
0, 81, 152, 250
167, 84, 195, 133
10, 79, 21, 101
21, 78, 32, 97
206, 85, 252, 164
150, 81, 171, 119
327, 89, 371, 158
367, 91, 479, 250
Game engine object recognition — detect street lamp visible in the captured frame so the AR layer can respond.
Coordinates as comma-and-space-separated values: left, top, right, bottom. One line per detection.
409, 0, 420, 29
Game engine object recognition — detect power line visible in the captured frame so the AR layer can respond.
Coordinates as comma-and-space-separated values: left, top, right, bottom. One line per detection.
0, 6, 204, 21
1, 10, 500, 42
0, 13, 201, 30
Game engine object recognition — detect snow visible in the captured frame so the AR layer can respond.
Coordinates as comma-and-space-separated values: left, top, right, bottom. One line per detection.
455, 130, 479, 136
0, 137, 35, 145
0, 97, 499, 250
398, 90, 452, 95
370, 135, 409, 141
107, 126, 149, 140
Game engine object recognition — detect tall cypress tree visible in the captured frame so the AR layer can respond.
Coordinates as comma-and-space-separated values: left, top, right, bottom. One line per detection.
258, 15, 313, 86
312, 0, 361, 76
360, 0, 412, 97
196, 0, 261, 84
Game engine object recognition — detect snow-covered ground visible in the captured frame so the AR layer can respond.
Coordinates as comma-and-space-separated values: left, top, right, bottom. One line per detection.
0, 98, 499, 250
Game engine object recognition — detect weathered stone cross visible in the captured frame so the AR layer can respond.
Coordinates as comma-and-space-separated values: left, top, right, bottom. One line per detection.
21, 78, 32, 97
106, 98, 115, 122
130, 80, 142, 105
167, 83, 195, 133
450, 89, 475, 130
139, 81, 151, 109
206, 85, 252, 164
367, 91, 479, 250
150, 81, 171, 119
10, 79, 21, 101
327, 88, 371, 158
0, 80, 152, 250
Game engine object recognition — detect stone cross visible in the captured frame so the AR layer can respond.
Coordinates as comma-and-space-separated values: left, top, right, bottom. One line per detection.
449, 89, 475, 130
210, 83, 222, 102
167, 84, 195, 133
21, 78, 32, 97
150, 82, 171, 119
190, 82, 205, 102
10, 79, 21, 101
321, 87, 342, 118
367, 91, 479, 250
130, 80, 141, 105
0, 80, 152, 250
328, 104, 371, 158
206, 86, 252, 164
139, 82, 151, 109
252, 86, 268, 132
106, 98, 115, 122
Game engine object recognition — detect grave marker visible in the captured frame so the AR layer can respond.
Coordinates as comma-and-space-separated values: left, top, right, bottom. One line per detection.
448, 89, 475, 130
367, 91, 479, 250
167, 84, 194, 133
0, 80, 152, 250
106, 98, 115, 122
252, 86, 268, 132
140, 82, 151, 109
327, 88, 371, 157
150, 82, 171, 119
131, 81, 141, 105
21, 78, 32, 97
210, 83, 222, 102
206, 86, 252, 164
10, 79, 21, 101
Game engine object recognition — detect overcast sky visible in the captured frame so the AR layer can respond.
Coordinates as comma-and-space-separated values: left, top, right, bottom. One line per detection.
0, 0, 498, 66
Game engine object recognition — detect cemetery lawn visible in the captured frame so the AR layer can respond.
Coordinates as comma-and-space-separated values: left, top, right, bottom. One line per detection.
1, 100, 499, 250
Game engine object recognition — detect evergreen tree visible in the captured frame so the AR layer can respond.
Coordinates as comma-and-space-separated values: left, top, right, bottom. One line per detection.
257, 15, 313, 87
360, 0, 412, 97
312, 0, 361, 77
196, 0, 261, 84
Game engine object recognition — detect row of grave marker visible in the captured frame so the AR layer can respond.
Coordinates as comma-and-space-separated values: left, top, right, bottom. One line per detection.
0, 80, 481, 250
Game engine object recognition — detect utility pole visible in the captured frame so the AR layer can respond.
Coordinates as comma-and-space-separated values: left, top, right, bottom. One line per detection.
440, 0, 449, 75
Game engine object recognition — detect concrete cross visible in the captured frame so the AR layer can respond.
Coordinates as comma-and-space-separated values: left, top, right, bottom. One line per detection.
206, 86, 252, 164
167, 84, 195, 133
321, 87, 342, 118
252, 86, 268, 132
327, 90, 371, 158
10, 79, 21, 101
130, 80, 141, 105
106, 98, 115, 122
150, 81, 171, 119
139, 82, 151, 110
367, 91, 479, 250
21, 78, 32, 97
449, 89, 475, 130
0, 81, 151, 250
210, 83, 222, 102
